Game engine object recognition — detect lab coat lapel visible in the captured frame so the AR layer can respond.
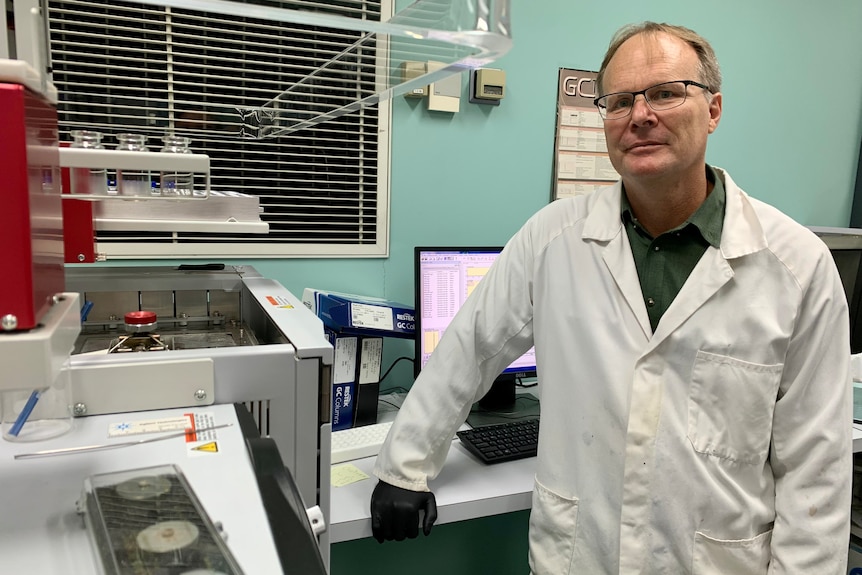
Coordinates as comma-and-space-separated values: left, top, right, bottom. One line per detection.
584, 182, 652, 340
648, 247, 733, 349
603, 232, 653, 340
646, 167, 765, 351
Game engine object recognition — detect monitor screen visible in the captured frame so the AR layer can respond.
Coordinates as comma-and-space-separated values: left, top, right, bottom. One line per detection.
813, 227, 862, 354
414, 247, 537, 408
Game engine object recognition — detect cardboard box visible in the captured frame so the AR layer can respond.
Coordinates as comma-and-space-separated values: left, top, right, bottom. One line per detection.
326, 329, 383, 429
329, 331, 358, 432
354, 337, 383, 427
303, 288, 414, 339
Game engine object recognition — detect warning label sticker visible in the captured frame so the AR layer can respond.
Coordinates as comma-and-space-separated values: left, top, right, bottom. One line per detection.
191, 441, 219, 453
265, 295, 294, 309
184, 412, 222, 457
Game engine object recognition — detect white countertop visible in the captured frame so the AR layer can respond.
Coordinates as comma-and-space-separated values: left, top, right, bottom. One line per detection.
329, 392, 536, 543
329, 438, 536, 543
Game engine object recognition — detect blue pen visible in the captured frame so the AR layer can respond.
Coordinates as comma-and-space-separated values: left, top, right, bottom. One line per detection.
8, 390, 42, 437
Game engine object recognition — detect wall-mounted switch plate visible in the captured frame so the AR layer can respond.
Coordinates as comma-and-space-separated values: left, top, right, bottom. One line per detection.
427, 61, 460, 113
400, 61, 428, 98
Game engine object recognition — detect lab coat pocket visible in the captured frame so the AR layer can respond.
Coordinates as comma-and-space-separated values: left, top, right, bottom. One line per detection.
687, 350, 782, 464
692, 529, 772, 575
528, 478, 579, 575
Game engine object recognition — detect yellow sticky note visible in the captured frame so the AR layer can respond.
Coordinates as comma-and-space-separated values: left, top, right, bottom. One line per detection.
331, 463, 370, 487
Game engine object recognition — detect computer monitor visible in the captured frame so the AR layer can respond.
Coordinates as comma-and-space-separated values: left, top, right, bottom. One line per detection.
414, 246, 537, 410
812, 227, 862, 354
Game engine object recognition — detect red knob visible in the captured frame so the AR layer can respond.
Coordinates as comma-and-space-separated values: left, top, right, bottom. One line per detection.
125, 311, 157, 325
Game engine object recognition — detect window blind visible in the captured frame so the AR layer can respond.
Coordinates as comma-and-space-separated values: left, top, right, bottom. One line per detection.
47, 0, 391, 258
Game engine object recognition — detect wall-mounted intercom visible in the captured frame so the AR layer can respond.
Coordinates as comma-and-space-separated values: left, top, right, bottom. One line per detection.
470, 68, 506, 105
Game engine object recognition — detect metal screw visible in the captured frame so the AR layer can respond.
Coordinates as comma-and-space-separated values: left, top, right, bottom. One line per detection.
1, 314, 18, 331
194, 389, 207, 401
73, 403, 87, 416
77, 254, 85, 262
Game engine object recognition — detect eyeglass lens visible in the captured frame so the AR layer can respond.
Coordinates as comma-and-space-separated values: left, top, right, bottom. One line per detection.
600, 81, 690, 118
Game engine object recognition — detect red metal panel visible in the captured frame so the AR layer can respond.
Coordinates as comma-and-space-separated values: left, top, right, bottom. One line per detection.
61, 141, 96, 264
62, 198, 96, 264
0, 83, 64, 331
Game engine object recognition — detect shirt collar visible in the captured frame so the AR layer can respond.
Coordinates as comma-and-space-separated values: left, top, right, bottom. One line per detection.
619, 165, 725, 247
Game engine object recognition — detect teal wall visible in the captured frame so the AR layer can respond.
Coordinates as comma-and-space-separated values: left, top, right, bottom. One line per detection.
76, 1, 862, 573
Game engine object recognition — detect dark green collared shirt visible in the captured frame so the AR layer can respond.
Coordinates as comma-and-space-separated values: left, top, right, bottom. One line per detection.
621, 165, 725, 333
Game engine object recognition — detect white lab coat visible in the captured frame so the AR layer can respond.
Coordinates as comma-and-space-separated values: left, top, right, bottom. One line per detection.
374, 168, 852, 574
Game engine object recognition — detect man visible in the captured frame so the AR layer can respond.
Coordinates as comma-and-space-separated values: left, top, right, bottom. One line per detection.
371, 22, 852, 574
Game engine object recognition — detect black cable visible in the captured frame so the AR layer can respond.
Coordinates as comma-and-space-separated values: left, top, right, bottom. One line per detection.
378, 398, 403, 410
515, 375, 538, 388
379, 356, 414, 384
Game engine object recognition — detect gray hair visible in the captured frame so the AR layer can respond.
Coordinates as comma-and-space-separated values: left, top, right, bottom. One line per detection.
596, 22, 722, 96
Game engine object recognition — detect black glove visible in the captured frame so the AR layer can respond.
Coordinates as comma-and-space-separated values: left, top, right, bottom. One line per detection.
370, 480, 438, 543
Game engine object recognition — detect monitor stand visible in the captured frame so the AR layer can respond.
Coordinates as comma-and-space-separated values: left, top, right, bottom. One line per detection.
478, 376, 517, 410
466, 375, 539, 428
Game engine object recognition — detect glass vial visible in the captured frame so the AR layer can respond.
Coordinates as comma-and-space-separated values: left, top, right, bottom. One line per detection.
160, 135, 194, 196
70, 130, 108, 195
115, 133, 154, 197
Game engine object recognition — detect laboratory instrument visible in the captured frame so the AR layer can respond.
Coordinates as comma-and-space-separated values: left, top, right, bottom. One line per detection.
115, 133, 153, 196
70, 129, 109, 195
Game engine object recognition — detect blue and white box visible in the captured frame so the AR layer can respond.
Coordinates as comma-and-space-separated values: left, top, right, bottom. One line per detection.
328, 329, 358, 431
302, 288, 415, 339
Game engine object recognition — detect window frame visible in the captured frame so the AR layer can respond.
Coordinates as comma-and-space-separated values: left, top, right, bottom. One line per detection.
39, 0, 393, 259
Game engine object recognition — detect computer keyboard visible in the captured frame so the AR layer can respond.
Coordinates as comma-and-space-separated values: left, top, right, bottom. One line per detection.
456, 418, 539, 464
331, 420, 394, 464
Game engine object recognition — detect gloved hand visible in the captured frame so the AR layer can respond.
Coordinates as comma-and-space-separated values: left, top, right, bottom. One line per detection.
370, 480, 438, 543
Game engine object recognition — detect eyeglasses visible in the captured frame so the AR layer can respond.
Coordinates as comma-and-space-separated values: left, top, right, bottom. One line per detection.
594, 80, 711, 120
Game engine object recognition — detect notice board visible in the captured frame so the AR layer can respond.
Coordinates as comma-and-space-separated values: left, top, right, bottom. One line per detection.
552, 68, 619, 200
